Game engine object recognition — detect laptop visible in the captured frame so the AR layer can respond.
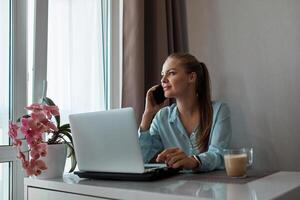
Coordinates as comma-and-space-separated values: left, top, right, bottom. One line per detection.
69, 107, 179, 181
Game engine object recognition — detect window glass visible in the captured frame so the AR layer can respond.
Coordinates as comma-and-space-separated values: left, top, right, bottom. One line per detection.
1, 1, 28, 199
0, 0, 10, 146
27, 0, 35, 105
0, 162, 9, 200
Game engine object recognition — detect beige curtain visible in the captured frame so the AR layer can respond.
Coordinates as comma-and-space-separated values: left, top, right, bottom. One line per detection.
122, 0, 188, 123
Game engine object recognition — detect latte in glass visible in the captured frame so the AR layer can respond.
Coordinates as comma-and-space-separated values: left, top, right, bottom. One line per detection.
223, 148, 253, 178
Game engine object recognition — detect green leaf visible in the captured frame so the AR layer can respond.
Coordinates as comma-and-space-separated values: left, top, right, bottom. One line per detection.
42, 97, 56, 106
64, 128, 71, 133
59, 127, 71, 132
66, 143, 75, 158
59, 124, 70, 130
69, 152, 77, 173
59, 131, 73, 143
54, 115, 60, 128
55, 137, 77, 172
56, 135, 68, 144
57, 137, 73, 157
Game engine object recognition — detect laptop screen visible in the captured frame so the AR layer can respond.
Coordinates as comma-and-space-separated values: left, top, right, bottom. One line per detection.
69, 107, 146, 173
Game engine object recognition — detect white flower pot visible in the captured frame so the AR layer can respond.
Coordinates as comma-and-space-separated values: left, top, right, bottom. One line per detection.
38, 143, 67, 179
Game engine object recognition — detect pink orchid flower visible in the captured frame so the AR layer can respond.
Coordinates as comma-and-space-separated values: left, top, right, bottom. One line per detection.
8, 101, 62, 177
28, 113, 48, 132
30, 112, 58, 132
30, 149, 40, 160
30, 143, 48, 159
26, 136, 38, 146
42, 120, 59, 132
35, 159, 48, 170
22, 160, 30, 169
17, 151, 25, 161
8, 122, 19, 139
13, 139, 22, 146
25, 103, 43, 112
26, 159, 47, 176
42, 104, 60, 118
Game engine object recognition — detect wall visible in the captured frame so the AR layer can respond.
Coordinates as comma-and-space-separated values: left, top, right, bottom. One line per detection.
186, 0, 300, 171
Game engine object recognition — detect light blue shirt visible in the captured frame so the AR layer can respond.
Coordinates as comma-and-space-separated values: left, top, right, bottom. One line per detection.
138, 101, 232, 172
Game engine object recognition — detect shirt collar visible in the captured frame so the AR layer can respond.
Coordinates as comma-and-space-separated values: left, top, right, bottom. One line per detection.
169, 104, 179, 123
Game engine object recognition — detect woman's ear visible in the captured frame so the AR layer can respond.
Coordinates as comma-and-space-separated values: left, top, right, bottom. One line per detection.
188, 72, 197, 83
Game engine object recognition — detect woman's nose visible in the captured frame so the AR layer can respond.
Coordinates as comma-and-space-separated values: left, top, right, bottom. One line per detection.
161, 75, 168, 84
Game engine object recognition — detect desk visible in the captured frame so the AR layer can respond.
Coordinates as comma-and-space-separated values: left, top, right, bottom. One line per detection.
24, 171, 300, 200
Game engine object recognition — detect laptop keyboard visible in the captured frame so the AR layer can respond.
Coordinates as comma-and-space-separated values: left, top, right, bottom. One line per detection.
144, 167, 159, 173
144, 164, 168, 173
144, 163, 167, 168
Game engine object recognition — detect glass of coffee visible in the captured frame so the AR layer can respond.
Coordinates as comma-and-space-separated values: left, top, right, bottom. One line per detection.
223, 148, 253, 178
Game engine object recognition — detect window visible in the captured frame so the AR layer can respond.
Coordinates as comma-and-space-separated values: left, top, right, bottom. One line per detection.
30, 0, 122, 122
0, 163, 9, 200
0, 0, 10, 148
27, 0, 35, 105
0, 1, 10, 199
30, 0, 122, 173
1, 0, 27, 200
47, 0, 106, 123
1, 1, 13, 200
1, 0, 122, 199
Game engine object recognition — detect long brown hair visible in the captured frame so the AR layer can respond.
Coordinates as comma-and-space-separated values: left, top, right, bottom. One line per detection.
168, 53, 213, 153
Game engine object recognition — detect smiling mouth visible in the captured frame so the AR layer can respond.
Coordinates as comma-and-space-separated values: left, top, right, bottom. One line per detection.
163, 86, 170, 91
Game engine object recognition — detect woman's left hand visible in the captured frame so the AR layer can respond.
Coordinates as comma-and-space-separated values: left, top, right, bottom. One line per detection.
156, 147, 199, 169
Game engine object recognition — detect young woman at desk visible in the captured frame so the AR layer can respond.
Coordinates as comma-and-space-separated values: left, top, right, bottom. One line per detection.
139, 53, 231, 171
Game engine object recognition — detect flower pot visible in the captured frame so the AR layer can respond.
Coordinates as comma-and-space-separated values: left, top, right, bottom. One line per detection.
38, 143, 67, 179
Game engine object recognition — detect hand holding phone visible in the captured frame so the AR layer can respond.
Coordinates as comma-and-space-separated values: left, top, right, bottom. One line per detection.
140, 85, 168, 131
153, 85, 166, 105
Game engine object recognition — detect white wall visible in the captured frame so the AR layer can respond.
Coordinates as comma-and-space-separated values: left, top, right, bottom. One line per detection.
187, 0, 300, 171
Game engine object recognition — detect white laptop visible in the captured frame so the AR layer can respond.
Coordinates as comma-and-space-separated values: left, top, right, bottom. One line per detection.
69, 107, 179, 181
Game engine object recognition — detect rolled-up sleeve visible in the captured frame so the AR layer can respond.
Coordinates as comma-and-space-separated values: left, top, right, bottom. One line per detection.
138, 115, 164, 163
197, 103, 232, 171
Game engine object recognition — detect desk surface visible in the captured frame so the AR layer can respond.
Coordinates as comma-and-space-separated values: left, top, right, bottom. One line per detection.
24, 171, 300, 200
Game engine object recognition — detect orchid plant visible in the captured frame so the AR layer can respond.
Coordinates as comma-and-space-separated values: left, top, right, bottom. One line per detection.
8, 97, 76, 176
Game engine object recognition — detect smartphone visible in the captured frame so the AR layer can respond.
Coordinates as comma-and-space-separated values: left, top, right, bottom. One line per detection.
153, 85, 166, 104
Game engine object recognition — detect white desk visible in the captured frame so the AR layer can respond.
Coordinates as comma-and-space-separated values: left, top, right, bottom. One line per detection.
24, 171, 300, 200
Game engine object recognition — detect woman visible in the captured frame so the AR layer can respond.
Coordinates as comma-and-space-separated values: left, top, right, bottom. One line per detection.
139, 53, 231, 171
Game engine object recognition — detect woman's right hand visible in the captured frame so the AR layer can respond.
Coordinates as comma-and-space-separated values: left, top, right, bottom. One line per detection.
144, 85, 169, 115
140, 85, 169, 131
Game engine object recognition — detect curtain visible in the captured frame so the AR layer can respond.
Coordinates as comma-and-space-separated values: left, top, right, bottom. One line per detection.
47, 0, 105, 124
122, 0, 188, 123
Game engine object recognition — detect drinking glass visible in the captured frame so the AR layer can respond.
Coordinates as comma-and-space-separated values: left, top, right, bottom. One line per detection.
223, 148, 253, 178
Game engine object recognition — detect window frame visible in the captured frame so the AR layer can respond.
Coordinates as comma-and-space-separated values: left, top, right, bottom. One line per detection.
2, 0, 122, 199
32, 0, 48, 103
110, 0, 123, 109
5, 0, 28, 200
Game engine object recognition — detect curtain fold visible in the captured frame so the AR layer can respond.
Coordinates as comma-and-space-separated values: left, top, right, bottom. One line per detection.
122, 0, 188, 123
166, 0, 188, 53
47, 0, 105, 124
122, 0, 145, 123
